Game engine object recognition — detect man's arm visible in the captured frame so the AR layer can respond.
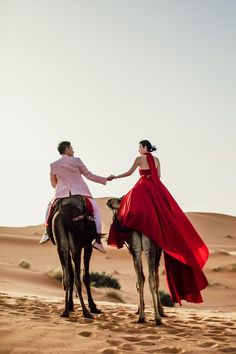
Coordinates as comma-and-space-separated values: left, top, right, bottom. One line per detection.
77, 158, 107, 185
50, 172, 57, 188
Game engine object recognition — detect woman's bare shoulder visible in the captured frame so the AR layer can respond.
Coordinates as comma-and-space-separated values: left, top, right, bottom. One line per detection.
154, 156, 160, 162
153, 156, 160, 167
134, 155, 145, 167
135, 156, 142, 162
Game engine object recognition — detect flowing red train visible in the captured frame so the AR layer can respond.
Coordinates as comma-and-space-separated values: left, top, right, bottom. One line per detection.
108, 153, 209, 304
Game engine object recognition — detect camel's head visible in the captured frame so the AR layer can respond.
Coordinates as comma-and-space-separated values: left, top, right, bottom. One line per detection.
106, 197, 123, 211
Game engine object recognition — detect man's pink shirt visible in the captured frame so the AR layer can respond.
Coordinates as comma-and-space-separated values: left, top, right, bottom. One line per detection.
50, 155, 107, 199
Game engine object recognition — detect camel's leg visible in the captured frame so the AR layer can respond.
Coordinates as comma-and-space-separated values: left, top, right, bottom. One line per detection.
142, 235, 163, 326
57, 249, 70, 317
155, 247, 166, 317
54, 215, 70, 318
129, 231, 145, 323
83, 245, 101, 314
68, 254, 74, 312
69, 234, 93, 319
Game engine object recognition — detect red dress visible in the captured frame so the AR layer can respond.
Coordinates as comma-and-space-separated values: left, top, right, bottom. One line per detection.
108, 153, 209, 304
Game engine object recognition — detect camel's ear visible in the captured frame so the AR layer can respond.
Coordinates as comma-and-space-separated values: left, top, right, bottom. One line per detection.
118, 196, 124, 202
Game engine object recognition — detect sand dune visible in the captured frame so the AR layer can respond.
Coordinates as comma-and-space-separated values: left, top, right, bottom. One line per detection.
0, 197, 236, 353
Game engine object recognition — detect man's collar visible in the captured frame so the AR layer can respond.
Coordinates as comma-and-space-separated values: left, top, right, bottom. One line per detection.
61, 154, 72, 159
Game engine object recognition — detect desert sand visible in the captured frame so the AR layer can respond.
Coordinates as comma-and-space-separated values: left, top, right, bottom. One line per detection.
0, 197, 236, 354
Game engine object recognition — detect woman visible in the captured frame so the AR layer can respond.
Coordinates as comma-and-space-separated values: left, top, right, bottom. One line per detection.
108, 140, 209, 304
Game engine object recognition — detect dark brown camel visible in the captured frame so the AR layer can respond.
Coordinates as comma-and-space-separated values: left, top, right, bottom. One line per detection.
107, 197, 166, 325
50, 195, 101, 318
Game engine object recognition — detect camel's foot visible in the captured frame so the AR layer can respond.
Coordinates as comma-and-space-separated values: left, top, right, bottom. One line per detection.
61, 310, 70, 318
160, 312, 167, 318
137, 317, 145, 324
159, 307, 167, 317
68, 303, 74, 312
83, 311, 93, 319
154, 317, 164, 326
90, 306, 102, 314
135, 305, 145, 315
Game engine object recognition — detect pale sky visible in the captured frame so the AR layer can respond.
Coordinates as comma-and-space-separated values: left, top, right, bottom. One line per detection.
0, 0, 235, 226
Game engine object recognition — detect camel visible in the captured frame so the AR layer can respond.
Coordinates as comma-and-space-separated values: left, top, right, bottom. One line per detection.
107, 197, 166, 326
50, 195, 101, 318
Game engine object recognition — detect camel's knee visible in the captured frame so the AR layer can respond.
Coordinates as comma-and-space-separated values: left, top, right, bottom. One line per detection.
130, 232, 142, 252
83, 273, 90, 287
70, 249, 79, 262
74, 278, 82, 293
136, 276, 145, 292
57, 249, 69, 265
155, 274, 160, 289
133, 258, 145, 280
148, 273, 157, 291
62, 273, 70, 290
131, 245, 142, 258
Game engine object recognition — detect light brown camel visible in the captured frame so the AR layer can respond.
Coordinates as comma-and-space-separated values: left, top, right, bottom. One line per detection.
107, 197, 166, 326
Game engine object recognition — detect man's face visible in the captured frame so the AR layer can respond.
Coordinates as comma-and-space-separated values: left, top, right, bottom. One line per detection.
65, 145, 74, 157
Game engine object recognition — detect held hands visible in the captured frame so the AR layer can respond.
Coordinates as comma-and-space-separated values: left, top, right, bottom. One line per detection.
107, 174, 115, 181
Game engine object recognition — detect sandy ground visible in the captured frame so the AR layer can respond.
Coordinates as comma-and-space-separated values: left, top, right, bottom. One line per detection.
0, 197, 236, 353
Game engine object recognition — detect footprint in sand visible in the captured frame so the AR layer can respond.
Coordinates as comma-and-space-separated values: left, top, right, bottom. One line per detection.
209, 318, 223, 322
122, 336, 143, 342
166, 329, 185, 335
98, 324, 118, 331
210, 336, 228, 342
30, 316, 45, 320
125, 328, 142, 334
127, 313, 136, 319
78, 331, 93, 337
143, 335, 162, 340
9, 348, 42, 354
142, 328, 159, 335
198, 340, 218, 348
100, 349, 122, 354
222, 321, 235, 327
224, 333, 236, 339
138, 340, 156, 346
219, 348, 236, 353
106, 340, 123, 346
147, 346, 183, 353
118, 343, 136, 351
65, 317, 78, 323
79, 318, 94, 324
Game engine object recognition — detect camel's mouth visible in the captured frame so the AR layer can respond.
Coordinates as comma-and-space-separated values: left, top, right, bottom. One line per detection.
107, 197, 123, 211
106, 199, 116, 210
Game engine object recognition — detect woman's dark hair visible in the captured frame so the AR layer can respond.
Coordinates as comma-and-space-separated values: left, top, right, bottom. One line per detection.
57, 141, 71, 154
139, 140, 157, 152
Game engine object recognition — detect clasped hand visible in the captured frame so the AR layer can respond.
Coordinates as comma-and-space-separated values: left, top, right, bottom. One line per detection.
107, 174, 115, 181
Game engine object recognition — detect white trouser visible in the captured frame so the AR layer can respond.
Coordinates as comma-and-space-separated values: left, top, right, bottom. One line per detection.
45, 197, 102, 234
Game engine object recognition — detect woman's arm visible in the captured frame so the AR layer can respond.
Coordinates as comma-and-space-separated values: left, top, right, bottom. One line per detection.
156, 158, 161, 178
114, 157, 139, 179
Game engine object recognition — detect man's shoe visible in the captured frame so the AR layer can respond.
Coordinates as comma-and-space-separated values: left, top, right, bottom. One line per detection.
93, 241, 106, 253
39, 232, 50, 244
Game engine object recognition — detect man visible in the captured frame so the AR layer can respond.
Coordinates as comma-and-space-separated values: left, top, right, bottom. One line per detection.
39, 141, 114, 253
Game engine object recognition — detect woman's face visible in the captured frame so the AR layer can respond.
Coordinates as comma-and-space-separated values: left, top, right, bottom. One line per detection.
138, 144, 148, 155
